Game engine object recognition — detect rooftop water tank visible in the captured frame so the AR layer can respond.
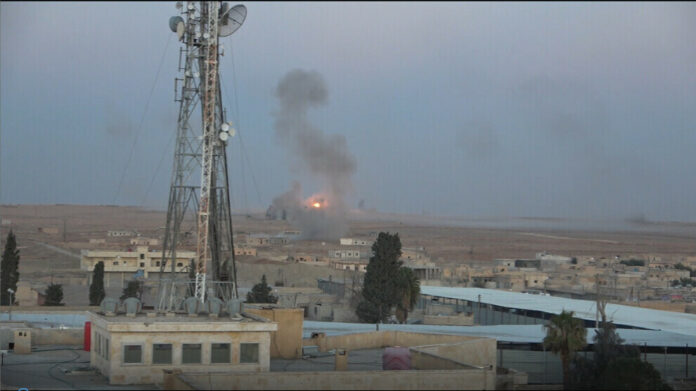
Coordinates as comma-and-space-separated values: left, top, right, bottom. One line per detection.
226, 298, 243, 316
208, 297, 224, 316
184, 297, 201, 315
123, 297, 142, 316
100, 297, 120, 315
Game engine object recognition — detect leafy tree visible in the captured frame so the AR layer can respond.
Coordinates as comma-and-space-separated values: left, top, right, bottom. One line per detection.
120, 280, 143, 301
356, 232, 403, 323
89, 261, 106, 306
543, 310, 587, 389
1, 230, 20, 305
619, 259, 645, 267
246, 274, 278, 303
44, 283, 64, 306
569, 321, 671, 390
394, 267, 420, 323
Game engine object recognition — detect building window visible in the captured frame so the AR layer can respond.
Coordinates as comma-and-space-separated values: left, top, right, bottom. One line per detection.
152, 343, 172, 364
177, 262, 183, 267
182, 344, 201, 364
113, 261, 118, 266
240, 343, 259, 364
140, 254, 144, 260
211, 343, 230, 363
156, 261, 160, 266
123, 345, 142, 364
105, 339, 109, 360
139, 262, 145, 267
95, 333, 101, 355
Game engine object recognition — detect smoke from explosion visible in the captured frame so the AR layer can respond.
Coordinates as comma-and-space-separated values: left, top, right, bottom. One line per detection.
267, 69, 356, 239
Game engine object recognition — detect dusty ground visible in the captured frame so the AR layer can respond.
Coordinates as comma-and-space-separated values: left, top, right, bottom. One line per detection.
1, 204, 695, 306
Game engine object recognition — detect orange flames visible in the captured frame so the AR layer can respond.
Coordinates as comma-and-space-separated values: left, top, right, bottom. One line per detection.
312, 202, 322, 209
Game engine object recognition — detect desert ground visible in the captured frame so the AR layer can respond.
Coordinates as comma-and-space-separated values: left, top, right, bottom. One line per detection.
1, 204, 695, 307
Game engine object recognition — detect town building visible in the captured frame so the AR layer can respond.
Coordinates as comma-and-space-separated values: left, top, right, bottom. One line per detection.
107, 230, 138, 238
89, 309, 277, 385
130, 237, 160, 246
339, 237, 373, 246
80, 246, 196, 279
234, 246, 257, 256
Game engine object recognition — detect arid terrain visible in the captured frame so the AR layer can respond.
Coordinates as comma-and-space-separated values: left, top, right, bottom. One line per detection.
1, 204, 695, 307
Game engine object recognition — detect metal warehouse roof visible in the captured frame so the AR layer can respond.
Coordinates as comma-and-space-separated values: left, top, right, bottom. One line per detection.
303, 321, 696, 348
421, 286, 696, 336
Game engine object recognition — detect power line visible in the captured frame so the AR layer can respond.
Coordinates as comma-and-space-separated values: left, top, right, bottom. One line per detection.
220, 45, 263, 208
112, 33, 173, 205
139, 125, 177, 208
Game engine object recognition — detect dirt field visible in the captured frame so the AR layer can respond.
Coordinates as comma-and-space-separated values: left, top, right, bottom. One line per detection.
1, 204, 695, 306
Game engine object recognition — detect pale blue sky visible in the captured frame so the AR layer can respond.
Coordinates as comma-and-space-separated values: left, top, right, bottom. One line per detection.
1, 2, 695, 222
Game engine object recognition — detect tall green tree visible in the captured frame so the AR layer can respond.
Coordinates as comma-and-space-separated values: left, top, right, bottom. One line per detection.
246, 274, 277, 303
543, 310, 587, 390
394, 267, 420, 323
356, 232, 403, 323
89, 261, 106, 306
44, 283, 64, 306
120, 280, 143, 301
1, 230, 20, 305
569, 321, 671, 390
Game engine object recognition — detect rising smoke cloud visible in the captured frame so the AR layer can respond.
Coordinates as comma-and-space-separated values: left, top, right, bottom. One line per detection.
268, 69, 356, 239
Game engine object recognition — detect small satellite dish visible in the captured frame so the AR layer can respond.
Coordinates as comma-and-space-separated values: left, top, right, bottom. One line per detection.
218, 4, 246, 37
221, 122, 230, 132
176, 21, 185, 40
229, 128, 236, 137
203, 32, 210, 40
187, 3, 194, 11
176, 1, 183, 10
219, 131, 229, 142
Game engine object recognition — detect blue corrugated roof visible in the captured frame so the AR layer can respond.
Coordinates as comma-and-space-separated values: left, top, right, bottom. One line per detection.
421, 286, 696, 336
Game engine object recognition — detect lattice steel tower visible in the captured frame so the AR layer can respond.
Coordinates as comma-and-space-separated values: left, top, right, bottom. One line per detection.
157, 2, 246, 311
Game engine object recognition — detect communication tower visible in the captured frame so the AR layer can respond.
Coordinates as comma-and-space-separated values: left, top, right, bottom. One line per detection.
157, 1, 247, 311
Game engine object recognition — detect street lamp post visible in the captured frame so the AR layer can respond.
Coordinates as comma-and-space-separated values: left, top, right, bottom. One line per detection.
7, 288, 14, 321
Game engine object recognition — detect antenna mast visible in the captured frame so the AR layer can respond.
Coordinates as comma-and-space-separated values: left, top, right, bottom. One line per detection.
158, 1, 246, 311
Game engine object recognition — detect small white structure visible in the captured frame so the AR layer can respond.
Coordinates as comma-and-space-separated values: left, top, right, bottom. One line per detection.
107, 230, 138, 238
339, 238, 373, 246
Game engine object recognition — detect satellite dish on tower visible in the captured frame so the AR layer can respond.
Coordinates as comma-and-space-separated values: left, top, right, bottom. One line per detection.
169, 16, 185, 40
218, 3, 247, 37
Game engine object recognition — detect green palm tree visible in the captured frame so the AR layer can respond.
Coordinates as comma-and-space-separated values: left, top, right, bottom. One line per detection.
543, 310, 587, 389
395, 267, 420, 323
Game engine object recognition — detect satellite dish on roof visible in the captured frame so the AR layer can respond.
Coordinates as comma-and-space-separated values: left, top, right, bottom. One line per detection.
218, 4, 246, 37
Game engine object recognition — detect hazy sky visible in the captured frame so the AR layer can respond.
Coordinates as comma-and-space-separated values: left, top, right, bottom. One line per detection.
1, 2, 695, 222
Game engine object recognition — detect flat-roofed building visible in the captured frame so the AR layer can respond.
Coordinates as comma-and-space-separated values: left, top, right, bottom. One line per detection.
330, 258, 369, 272
328, 248, 365, 259
339, 237, 373, 246
234, 246, 257, 256
130, 237, 159, 246
89, 310, 277, 385
107, 230, 138, 238
80, 246, 196, 278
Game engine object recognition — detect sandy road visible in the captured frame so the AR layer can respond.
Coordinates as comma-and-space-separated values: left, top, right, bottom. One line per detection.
29, 239, 81, 260
517, 232, 619, 244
